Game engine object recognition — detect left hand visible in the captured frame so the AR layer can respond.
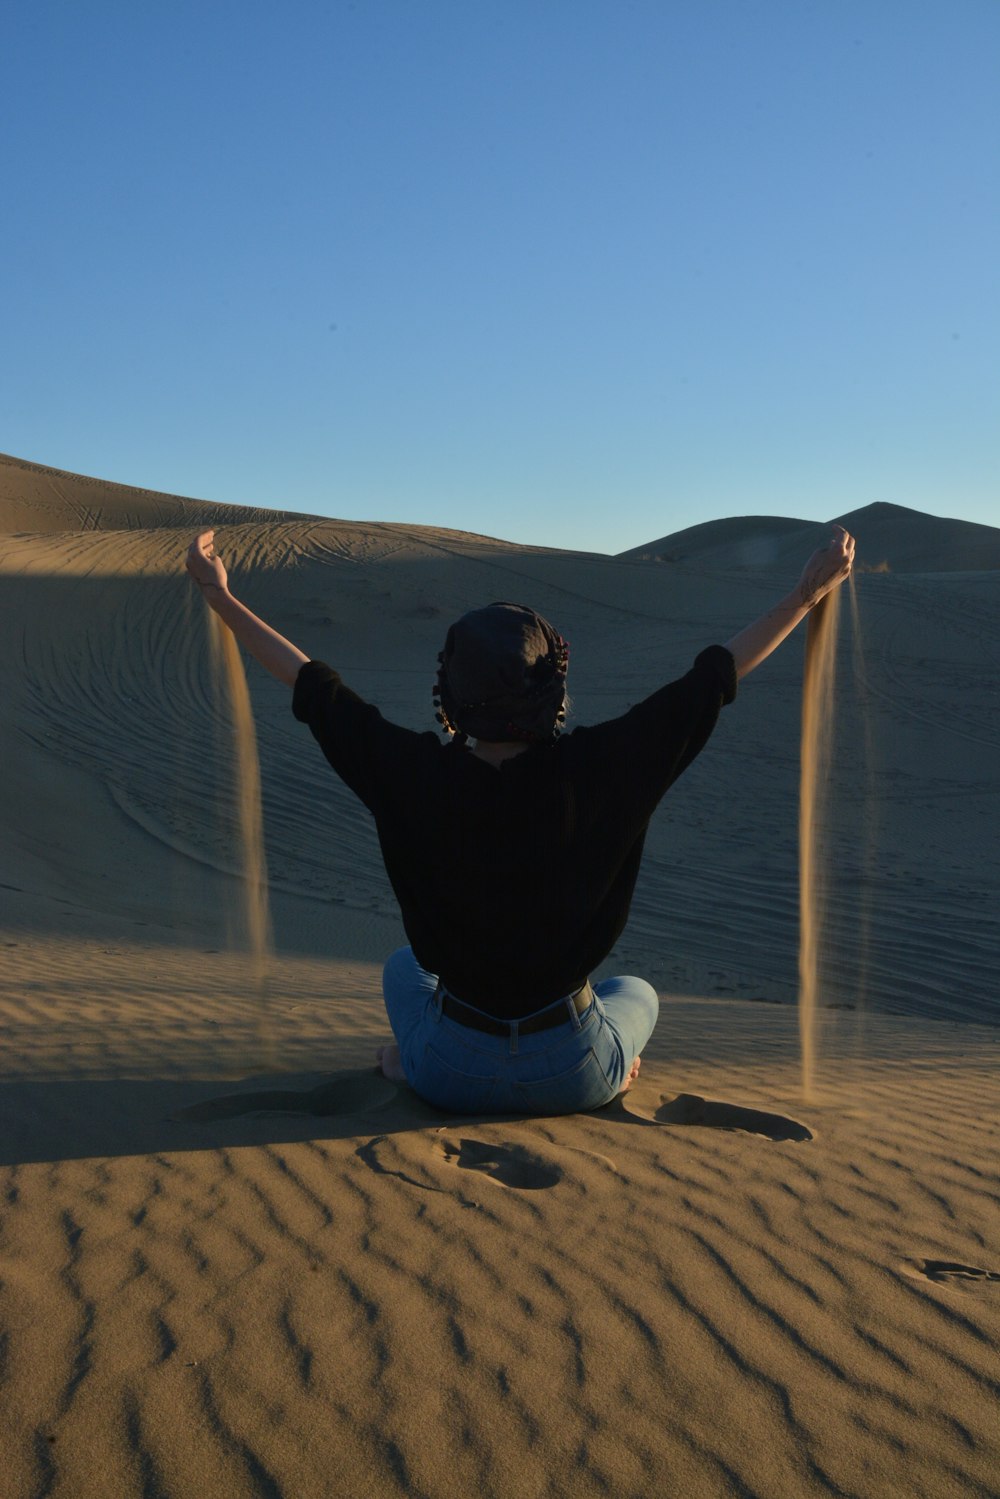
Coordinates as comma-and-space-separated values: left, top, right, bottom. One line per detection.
185, 530, 228, 593
797, 525, 855, 607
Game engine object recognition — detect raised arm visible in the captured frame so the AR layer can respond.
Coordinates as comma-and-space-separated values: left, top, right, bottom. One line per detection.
185, 530, 309, 687
725, 525, 855, 680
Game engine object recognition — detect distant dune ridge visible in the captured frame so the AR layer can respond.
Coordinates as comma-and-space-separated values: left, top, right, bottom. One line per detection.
1, 450, 998, 1499
620, 499, 1000, 573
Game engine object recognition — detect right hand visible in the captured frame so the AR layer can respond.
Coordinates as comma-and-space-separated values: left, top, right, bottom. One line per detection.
185, 530, 228, 593
797, 525, 855, 607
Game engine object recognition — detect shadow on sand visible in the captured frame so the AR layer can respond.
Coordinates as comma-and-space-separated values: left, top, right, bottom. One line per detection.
0, 1067, 813, 1168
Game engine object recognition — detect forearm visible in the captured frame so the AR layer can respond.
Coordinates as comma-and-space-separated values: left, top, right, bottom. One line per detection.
724, 587, 811, 680
201, 586, 309, 687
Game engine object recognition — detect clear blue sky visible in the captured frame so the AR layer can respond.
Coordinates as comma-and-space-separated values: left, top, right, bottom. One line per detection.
3, 1, 997, 554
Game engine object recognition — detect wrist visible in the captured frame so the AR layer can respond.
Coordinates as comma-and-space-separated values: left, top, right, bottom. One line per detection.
199, 580, 230, 605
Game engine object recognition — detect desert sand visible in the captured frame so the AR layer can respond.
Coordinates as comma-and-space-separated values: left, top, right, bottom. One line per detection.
1, 450, 997, 1499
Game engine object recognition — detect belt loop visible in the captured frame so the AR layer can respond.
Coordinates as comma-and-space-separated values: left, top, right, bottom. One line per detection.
509, 1019, 519, 1056
567, 995, 582, 1032
433, 982, 444, 1022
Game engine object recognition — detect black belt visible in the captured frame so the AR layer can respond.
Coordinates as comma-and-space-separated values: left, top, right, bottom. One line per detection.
435, 980, 593, 1037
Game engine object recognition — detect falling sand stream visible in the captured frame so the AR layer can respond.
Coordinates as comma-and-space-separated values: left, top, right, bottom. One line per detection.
797, 586, 843, 1101
209, 611, 275, 1065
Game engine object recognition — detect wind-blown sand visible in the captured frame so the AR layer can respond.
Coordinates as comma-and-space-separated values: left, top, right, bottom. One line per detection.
1, 451, 998, 1498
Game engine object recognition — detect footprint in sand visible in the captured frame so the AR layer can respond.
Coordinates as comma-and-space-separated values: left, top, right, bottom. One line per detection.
623, 1091, 813, 1143
437, 1137, 563, 1190
173, 1072, 397, 1123
358, 1134, 588, 1194
911, 1260, 1000, 1287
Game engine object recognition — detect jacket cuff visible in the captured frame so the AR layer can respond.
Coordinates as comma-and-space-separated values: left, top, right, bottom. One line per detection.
694, 645, 738, 705
292, 659, 340, 722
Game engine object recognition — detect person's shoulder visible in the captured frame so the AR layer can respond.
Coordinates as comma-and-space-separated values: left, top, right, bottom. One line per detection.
560, 649, 736, 750
616, 648, 738, 727
552, 718, 620, 766
382, 720, 444, 753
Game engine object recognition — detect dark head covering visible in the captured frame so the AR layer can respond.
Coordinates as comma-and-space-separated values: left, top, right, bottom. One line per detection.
433, 602, 569, 744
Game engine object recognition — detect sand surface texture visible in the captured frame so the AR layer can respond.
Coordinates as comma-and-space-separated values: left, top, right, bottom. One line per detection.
1, 452, 998, 1498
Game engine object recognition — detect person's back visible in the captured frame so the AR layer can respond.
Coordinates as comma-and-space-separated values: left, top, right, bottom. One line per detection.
292, 637, 736, 1015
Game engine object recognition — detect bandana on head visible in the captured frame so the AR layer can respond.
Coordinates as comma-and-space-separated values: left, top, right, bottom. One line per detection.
433, 602, 569, 744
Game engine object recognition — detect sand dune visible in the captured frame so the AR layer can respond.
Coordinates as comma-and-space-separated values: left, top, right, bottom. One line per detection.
621, 498, 1000, 574
0, 450, 306, 534
1, 453, 997, 1498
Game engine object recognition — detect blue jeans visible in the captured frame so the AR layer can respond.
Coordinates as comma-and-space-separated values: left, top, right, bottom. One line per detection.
381, 947, 660, 1115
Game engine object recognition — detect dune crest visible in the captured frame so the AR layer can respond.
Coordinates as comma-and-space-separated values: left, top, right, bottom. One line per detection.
621, 498, 1000, 573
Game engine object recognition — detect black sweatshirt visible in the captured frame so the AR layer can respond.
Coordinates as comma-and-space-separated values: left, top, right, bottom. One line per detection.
293, 645, 737, 1018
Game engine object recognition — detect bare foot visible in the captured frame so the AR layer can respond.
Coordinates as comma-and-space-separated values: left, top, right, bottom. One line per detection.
376, 1043, 407, 1083
619, 1055, 641, 1094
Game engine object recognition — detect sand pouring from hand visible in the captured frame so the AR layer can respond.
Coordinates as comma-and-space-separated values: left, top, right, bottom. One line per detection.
209, 610, 274, 1063
798, 587, 841, 1100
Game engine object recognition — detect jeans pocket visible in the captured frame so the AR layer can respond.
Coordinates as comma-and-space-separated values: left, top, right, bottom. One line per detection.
413, 1038, 501, 1113
511, 1046, 617, 1116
